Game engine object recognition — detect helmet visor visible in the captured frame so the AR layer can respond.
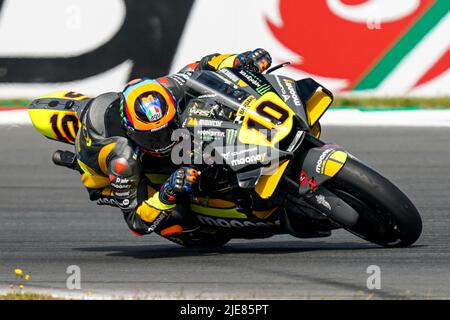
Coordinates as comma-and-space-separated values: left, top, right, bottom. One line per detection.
128, 120, 178, 153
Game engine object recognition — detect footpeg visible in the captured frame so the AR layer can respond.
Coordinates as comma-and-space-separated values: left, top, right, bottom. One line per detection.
52, 150, 82, 173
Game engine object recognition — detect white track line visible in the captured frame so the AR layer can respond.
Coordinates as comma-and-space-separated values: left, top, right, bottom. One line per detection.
0, 110, 31, 126
1, 109, 450, 127
321, 109, 450, 127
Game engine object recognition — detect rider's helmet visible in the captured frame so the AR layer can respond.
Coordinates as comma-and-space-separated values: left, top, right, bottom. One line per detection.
121, 79, 179, 157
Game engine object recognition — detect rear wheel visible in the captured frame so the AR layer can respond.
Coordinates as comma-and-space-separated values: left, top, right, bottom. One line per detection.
327, 157, 422, 247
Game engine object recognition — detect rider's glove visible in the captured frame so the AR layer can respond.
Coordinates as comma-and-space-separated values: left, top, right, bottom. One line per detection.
234, 48, 272, 73
159, 167, 199, 205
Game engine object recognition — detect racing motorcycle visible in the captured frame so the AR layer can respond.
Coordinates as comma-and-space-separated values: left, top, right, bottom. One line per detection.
27, 65, 422, 248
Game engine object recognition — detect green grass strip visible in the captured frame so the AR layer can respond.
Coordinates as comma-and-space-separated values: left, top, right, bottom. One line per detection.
0, 99, 31, 107
354, 0, 450, 90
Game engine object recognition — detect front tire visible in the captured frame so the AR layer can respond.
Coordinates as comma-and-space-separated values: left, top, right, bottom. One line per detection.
327, 156, 422, 247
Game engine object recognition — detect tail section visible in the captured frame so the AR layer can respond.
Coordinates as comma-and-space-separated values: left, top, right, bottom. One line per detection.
28, 91, 91, 145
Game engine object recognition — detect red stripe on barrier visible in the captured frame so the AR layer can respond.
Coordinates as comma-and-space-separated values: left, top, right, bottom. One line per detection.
0, 107, 27, 111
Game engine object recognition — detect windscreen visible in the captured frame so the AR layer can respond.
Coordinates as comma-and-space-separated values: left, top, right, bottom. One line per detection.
185, 70, 252, 113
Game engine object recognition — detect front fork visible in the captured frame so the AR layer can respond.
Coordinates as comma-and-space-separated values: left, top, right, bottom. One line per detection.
284, 140, 360, 227
303, 187, 359, 227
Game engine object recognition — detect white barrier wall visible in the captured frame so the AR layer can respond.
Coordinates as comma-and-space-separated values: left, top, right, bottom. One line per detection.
0, 0, 448, 98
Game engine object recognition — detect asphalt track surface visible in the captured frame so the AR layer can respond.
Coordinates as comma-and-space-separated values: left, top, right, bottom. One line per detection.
0, 125, 449, 299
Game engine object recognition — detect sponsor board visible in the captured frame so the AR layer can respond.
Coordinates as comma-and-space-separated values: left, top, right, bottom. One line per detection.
173, 0, 450, 96
0, 0, 194, 97
0, 0, 447, 98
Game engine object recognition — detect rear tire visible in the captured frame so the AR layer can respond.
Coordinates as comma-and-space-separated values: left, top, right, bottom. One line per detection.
327, 157, 422, 247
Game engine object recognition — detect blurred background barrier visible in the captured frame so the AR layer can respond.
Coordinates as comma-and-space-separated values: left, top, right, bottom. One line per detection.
0, 0, 448, 99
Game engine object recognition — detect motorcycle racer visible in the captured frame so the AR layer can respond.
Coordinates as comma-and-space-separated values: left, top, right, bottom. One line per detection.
74, 49, 272, 237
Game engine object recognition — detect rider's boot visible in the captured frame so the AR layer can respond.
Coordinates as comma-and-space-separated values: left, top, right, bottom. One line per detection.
52, 150, 82, 173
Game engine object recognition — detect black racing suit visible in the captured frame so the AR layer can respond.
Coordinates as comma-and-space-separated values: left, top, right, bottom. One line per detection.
75, 52, 266, 236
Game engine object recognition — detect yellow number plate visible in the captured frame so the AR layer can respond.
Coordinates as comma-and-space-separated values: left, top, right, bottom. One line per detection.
239, 92, 295, 147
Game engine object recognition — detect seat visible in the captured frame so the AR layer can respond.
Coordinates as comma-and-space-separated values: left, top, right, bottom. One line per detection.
86, 92, 121, 137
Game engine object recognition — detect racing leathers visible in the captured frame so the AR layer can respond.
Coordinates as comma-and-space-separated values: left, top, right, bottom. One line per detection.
75, 49, 272, 236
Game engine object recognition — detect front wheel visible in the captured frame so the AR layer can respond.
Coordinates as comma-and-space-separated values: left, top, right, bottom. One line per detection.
327, 156, 422, 247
